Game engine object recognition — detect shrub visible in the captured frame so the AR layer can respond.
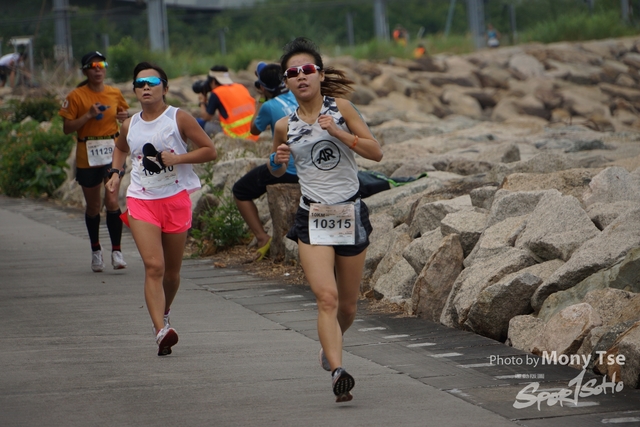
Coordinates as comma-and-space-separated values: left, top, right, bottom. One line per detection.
10, 94, 61, 123
191, 194, 249, 254
520, 10, 636, 44
0, 117, 74, 197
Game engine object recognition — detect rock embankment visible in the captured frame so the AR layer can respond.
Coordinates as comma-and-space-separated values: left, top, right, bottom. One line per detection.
50, 36, 640, 388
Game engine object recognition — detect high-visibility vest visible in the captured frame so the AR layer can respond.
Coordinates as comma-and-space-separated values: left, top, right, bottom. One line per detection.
212, 84, 259, 141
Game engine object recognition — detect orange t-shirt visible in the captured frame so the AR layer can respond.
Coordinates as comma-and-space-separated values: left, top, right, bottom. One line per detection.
58, 85, 129, 168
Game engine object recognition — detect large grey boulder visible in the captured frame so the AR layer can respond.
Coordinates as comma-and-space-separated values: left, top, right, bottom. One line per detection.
538, 248, 640, 322
408, 195, 472, 238
594, 321, 640, 388
531, 208, 640, 311
531, 303, 603, 357
506, 315, 545, 353
464, 215, 527, 268
370, 226, 413, 286
440, 208, 489, 257
500, 168, 602, 203
465, 260, 563, 342
587, 201, 637, 230
440, 248, 536, 329
373, 257, 418, 300
466, 273, 542, 342
410, 233, 464, 322
487, 152, 577, 184
402, 228, 443, 275
486, 189, 555, 227
469, 185, 498, 210
515, 191, 600, 261
582, 166, 640, 208
363, 213, 396, 282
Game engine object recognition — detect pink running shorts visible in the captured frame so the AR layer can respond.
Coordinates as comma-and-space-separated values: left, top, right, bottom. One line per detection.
126, 190, 192, 233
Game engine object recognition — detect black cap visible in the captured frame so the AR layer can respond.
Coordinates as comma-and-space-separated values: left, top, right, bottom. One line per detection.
81, 51, 106, 69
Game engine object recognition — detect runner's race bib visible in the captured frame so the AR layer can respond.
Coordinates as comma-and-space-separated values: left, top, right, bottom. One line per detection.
309, 202, 356, 245
137, 158, 177, 189
86, 139, 115, 166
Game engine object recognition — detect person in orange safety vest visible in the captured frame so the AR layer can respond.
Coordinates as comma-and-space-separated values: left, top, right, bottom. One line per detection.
198, 65, 259, 141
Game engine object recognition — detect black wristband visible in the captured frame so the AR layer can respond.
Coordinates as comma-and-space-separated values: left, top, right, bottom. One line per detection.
108, 168, 124, 178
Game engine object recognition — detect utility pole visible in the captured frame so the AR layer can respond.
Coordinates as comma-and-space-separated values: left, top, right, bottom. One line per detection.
373, 0, 388, 41
346, 11, 355, 47
148, 0, 169, 52
444, 0, 456, 37
509, 3, 517, 44
53, 0, 73, 70
466, 0, 485, 50
219, 28, 227, 56
621, 0, 630, 22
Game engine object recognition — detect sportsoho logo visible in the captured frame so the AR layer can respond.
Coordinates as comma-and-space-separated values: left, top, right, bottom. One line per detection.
311, 140, 341, 171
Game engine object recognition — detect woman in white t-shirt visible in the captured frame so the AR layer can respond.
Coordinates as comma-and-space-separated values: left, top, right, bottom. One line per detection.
106, 62, 216, 357
269, 37, 383, 402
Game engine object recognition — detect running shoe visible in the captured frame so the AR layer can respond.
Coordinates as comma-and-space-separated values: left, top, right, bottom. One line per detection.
319, 348, 331, 371
91, 250, 105, 272
156, 326, 178, 356
111, 250, 127, 269
332, 367, 355, 403
151, 312, 171, 336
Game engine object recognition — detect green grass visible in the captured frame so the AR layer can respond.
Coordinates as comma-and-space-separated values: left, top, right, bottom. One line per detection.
519, 10, 638, 44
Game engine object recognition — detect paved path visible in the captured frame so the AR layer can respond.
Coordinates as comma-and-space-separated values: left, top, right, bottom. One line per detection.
1, 196, 639, 427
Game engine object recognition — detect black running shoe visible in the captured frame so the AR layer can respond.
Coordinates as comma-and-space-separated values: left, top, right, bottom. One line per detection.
332, 367, 355, 403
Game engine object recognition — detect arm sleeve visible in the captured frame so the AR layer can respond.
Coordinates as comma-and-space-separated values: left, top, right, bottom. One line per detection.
253, 103, 272, 133
206, 93, 227, 119
58, 91, 79, 120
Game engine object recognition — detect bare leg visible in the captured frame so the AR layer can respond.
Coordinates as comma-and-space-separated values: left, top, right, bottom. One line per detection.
299, 242, 343, 371
335, 250, 367, 334
82, 184, 103, 217
161, 231, 188, 313
234, 197, 270, 249
128, 217, 165, 333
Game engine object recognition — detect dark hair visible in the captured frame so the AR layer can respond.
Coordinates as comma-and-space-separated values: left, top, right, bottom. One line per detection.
208, 64, 228, 83
280, 37, 354, 98
258, 64, 285, 94
133, 62, 169, 89
133, 62, 168, 102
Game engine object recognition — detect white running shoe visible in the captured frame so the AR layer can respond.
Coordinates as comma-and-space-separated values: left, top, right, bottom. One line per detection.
319, 348, 332, 371
111, 250, 127, 270
156, 326, 179, 356
91, 250, 105, 272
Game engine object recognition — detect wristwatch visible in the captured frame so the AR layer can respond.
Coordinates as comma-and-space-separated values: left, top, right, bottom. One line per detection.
107, 168, 125, 178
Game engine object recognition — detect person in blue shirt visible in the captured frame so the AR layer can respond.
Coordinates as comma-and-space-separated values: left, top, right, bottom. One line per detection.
232, 62, 299, 261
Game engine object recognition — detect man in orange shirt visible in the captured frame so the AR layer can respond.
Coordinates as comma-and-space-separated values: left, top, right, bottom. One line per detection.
197, 65, 258, 141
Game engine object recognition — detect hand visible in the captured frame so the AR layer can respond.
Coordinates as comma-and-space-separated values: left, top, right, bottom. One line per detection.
318, 114, 339, 137
116, 107, 129, 123
106, 175, 120, 193
158, 149, 179, 167
275, 144, 290, 165
198, 94, 207, 104
87, 103, 103, 119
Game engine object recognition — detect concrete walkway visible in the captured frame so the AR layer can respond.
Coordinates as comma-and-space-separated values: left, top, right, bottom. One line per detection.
1, 196, 639, 427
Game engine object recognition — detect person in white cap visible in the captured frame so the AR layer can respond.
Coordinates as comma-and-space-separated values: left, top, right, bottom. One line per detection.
198, 65, 258, 140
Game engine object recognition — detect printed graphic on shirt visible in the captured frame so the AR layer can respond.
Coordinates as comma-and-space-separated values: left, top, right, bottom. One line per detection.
311, 140, 341, 171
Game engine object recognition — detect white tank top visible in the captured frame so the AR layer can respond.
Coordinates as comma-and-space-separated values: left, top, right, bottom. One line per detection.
287, 96, 359, 209
126, 106, 201, 200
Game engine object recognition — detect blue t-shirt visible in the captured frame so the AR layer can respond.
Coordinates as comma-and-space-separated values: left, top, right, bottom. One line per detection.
255, 91, 298, 175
